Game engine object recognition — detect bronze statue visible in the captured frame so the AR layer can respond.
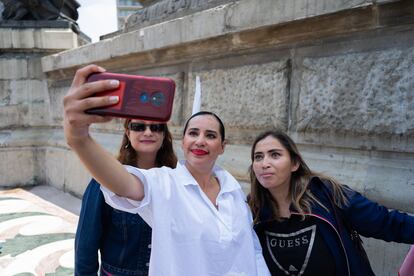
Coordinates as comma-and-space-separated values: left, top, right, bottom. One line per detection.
1, 0, 79, 22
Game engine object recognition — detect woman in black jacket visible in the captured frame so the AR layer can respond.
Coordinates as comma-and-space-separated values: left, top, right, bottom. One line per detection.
248, 129, 414, 276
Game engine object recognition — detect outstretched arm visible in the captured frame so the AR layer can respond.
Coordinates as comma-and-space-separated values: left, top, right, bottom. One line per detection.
63, 64, 144, 201
342, 188, 414, 243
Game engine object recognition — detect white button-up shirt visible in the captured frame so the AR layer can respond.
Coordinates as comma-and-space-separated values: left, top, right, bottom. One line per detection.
101, 161, 270, 276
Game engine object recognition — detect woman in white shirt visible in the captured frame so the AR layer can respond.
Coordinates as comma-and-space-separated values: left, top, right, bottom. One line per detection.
63, 64, 270, 276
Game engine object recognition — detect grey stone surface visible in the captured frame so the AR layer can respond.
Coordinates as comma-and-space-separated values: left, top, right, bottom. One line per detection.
216, 144, 250, 181
61, 150, 91, 197
124, 0, 234, 30
42, 0, 389, 72
295, 48, 414, 137
186, 61, 289, 129
0, 80, 11, 104
0, 77, 51, 128
0, 149, 36, 186
0, 28, 82, 50
298, 143, 414, 213
363, 236, 412, 275
0, 58, 28, 79
25, 184, 81, 216
48, 83, 70, 125
0, 105, 26, 128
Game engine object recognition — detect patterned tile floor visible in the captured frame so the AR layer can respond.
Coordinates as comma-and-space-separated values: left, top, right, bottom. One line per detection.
0, 188, 78, 276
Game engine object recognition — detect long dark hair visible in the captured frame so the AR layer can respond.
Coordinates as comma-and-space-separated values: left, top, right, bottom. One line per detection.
117, 119, 177, 168
248, 129, 347, 223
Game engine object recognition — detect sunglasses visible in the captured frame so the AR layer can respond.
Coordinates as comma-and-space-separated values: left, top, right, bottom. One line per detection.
128, 122, 166, 132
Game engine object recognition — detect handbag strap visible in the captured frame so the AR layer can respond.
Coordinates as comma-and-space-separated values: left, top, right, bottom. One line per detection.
321, 179, 366, 253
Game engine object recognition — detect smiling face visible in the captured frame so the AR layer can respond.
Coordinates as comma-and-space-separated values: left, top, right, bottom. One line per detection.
182, 114, 225, 173
252, 135, 299, 196
127, 119, 165, 156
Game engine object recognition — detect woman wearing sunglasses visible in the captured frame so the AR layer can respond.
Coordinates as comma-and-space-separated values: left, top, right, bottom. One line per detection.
75, 118, 177, 276
64, 65, 270, 275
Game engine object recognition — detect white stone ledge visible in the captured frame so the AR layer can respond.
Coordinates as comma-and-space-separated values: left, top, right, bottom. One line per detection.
0, 28, 79, 51
41, 0, 386, 72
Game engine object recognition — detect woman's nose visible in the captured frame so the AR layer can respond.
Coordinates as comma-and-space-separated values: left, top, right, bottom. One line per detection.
261, 157, 271, 168
143, 126, 153, 135
195, 135, 206, 146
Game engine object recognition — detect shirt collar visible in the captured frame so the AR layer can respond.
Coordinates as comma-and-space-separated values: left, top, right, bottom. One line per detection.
176, 160, 241, 194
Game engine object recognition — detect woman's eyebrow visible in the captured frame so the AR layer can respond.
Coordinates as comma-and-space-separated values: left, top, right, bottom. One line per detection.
268, 149, 283, 153
205, 130, 218, 134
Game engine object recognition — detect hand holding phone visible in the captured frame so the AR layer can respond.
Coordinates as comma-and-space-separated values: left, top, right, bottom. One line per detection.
85, 72, 175, 122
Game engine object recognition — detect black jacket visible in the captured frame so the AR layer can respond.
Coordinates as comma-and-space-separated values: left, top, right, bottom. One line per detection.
254, 177, 414, 276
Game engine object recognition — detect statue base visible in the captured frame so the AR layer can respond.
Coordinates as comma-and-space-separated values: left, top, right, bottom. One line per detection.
0, 19, 90, 45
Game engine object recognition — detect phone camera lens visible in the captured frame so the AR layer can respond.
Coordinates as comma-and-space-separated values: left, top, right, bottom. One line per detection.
140, 92, 149, 103
151, 92, 165, 107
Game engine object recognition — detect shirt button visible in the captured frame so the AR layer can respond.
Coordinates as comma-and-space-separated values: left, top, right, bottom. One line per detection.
146, 262, 150, 267
148, 244, 151, 248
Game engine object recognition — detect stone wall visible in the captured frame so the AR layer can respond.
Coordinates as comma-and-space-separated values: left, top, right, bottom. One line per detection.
1, 0, 413, 274
0, 25, 89, 189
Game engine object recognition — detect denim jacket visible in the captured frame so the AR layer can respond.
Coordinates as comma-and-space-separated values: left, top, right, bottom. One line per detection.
254, 177, 414, 276
75, 179, 151, 276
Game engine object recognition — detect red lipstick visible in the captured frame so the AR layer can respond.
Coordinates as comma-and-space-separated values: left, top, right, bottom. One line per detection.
191, 149, 208, 156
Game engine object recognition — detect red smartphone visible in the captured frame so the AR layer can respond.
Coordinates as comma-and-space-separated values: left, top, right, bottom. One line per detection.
85, 72, 175, 122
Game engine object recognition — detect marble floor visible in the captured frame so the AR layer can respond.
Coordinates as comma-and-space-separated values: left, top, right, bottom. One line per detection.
0, 188, 79, 276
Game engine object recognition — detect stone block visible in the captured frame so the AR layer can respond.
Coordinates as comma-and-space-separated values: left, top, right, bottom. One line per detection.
89, 118, 125, 134
299, 144, 414, 213
26, 102, 52, 126
11, 29, 36, 49
363, 236, 412, 276
27, 58, 46, 79
216, 144, 251, 181
8, 80, 51, 126
0, 105, 26, 128
0, 59, 28, 79
186, 61, 289, 129
0, 149, 36, 186
41, 148, 66, 191
295, 47, 414, 136
89, 131, 123, 155
48, 84, 68, 125
166, 73, 184, 126
0, 80, 11, 105
227, 0, 372, 31
10, 80, 49, 104
0, 28, 79, 50
35, 29, 79, 50
0, 29, 13, 48
62, 150, 91, 197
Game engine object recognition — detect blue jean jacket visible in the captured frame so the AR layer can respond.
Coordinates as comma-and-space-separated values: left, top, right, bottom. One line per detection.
75, 179, 151, 276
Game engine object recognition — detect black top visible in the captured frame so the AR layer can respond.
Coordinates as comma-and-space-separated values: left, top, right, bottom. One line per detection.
255, 214, 335, 276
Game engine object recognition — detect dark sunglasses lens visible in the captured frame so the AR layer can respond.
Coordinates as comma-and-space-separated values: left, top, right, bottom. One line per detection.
150, 124, 165, 132
129, 123, 146, 131
129, 123, 165, 132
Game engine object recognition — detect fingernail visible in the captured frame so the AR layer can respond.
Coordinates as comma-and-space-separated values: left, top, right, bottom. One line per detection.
97, 66, 106, 72
109, 96, 119, 103
110, 80, 119, 87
